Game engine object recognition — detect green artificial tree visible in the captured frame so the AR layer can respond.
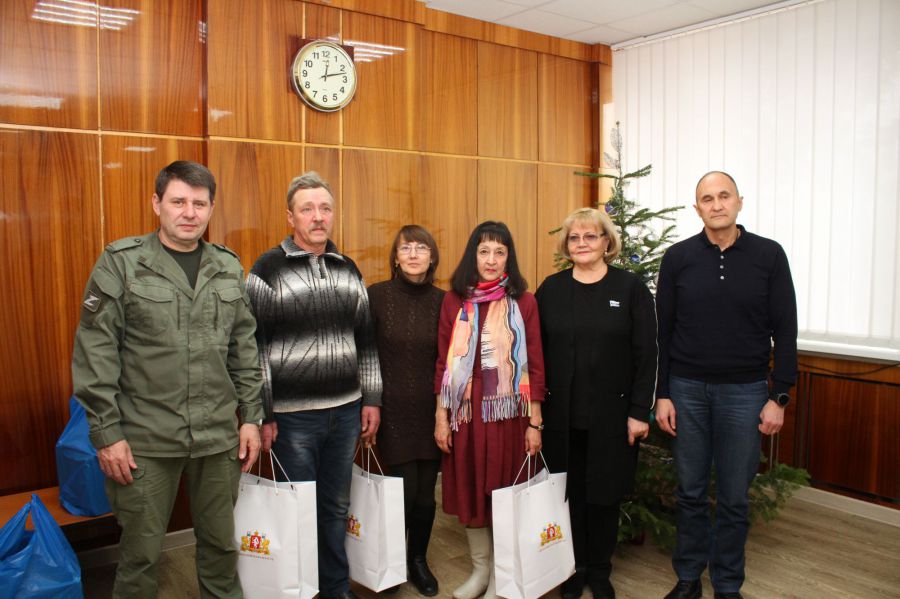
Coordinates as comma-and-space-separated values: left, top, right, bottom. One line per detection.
557, 122, 810, 549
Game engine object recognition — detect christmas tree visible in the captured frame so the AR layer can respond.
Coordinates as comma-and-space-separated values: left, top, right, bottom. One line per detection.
568, 121, 681, 292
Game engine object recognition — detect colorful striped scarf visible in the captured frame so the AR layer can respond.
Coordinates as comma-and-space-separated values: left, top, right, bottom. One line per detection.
439, 275, 531, 431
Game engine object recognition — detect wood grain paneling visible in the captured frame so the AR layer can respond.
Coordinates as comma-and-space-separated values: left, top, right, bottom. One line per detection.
477, 42, 537, 161
207, 0, 304, 141
342, 149, 417, 282
305, 0, 423, 24
343, 12, 417, 151
303, 3, 343, 145
424, 8, 594, 62
0, 130, 101, 494
538, 54, 592, 166
416, 155, 478, 288
807, 376, 898, 501
100, 0, 204, 136
418, 30, 477, 156
304, 145, 342, 248
102, 136, 205, 243
0, 0, 97, 129
596, 62, 614, 203
477, 159, 538, 289
536, 164, 591, 284
207, 140, 305, 272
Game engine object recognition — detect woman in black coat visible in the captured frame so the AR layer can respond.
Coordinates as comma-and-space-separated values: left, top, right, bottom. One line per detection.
535, 207, 657, 599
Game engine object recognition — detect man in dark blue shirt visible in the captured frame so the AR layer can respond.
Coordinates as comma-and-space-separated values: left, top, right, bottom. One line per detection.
656, 171, 798, 599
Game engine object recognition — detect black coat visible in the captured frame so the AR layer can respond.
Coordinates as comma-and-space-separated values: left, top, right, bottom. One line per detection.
535, 266, 657, 504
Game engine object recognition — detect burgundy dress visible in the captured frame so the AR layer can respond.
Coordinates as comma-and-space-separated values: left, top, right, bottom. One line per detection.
434, 291, 546, 527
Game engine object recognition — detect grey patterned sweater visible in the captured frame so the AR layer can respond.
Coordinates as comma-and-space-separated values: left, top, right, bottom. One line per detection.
247, 237, 382, 419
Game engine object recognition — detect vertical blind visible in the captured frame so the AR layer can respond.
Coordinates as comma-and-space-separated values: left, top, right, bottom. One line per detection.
612, 0, 900, 361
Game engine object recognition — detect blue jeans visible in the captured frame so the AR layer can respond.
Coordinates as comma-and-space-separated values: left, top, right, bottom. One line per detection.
272, 401, 361, 595
669, 376, 768, 593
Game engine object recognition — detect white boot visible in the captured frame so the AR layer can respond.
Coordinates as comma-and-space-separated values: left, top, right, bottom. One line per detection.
453, 527, 492, 599
482, 551, 497, 599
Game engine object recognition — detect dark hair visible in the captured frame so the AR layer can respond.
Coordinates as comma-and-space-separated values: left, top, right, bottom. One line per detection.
696, 170, 740, 198
287, 171, 334, 209
389, 225, 440, 285
155, 161, 216, 202
450, 221, 527, 298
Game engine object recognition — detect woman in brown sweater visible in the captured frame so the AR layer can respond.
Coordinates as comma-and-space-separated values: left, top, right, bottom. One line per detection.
367, 225, 445, 596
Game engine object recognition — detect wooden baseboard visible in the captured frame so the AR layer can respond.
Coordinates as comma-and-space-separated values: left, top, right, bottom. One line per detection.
792, 487, 900, 527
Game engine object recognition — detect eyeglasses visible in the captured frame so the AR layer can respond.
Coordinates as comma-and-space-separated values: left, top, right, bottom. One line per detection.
567, 232, 607, 245
398, 243, 431, 255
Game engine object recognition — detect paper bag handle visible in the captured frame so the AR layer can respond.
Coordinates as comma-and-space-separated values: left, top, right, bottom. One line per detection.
512, 451, 549, 487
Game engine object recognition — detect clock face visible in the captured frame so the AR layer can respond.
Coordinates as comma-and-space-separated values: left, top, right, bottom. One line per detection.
291, 41, 357, 112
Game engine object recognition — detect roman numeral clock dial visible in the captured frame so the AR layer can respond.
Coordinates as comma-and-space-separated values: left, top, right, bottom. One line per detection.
291, 40, 358, 112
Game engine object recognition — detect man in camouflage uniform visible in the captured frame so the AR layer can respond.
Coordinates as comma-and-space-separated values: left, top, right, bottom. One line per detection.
72, 161, 263, 599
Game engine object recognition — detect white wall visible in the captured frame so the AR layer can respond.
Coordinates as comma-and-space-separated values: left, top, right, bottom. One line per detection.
613, 0, 900, 361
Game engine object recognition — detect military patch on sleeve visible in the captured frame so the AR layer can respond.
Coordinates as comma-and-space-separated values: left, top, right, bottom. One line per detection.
83, 289, 102, 312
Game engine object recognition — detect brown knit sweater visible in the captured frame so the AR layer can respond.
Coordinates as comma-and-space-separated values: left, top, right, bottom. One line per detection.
367, 276, 445, 465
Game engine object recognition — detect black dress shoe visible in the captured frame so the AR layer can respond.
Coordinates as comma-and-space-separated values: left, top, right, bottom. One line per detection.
589, 578, 616, 599
408, 556, 439, 596
664, 579, 702, 599
319, 592, 359, 599
714, 593, 742, 599
560, 568, 586, 599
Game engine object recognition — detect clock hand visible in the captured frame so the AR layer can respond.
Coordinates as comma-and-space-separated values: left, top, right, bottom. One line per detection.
321, 63, 329, 81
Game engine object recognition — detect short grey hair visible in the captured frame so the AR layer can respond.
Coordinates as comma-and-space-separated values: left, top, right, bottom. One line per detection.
286, 171, 334, 209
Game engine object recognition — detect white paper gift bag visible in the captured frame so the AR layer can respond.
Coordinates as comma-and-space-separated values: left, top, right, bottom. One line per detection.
345, 446, 407, 591
492, 453, 575, 599
234, 451, 318, 599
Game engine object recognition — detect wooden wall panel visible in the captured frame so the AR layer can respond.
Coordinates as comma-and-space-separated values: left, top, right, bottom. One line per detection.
477, 159, 538, 289
100, 0, 204, 136
207, 0, 304, 141
477, 43, 537, 161
207, 140, 305, 272
423, 8, 595, 62
538, 54, 592, 166
342, 149, 417, 283
304, 145, 342, 249
536, 164, 591, 284
416, 155, 478, 288
0, 0, 97, 129
418, 30, 478, 156
807, 376, 898, 501
0, 130, 101, 494
342, 12, 417, 151
305, 0, 424, 23
102, 136, 205, 243
303, 3, 343, 145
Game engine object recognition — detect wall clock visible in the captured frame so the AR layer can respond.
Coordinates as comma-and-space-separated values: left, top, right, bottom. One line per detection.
290, 40, 357, 112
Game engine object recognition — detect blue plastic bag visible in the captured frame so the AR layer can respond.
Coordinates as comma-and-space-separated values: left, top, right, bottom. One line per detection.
55, 397, 111, 517
0, 494, 82, 599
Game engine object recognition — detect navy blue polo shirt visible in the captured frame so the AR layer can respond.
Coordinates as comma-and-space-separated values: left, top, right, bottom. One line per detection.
655, 225, 798, 397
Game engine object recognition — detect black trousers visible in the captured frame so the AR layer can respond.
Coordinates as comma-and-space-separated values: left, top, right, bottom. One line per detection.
567, 429, 620, 584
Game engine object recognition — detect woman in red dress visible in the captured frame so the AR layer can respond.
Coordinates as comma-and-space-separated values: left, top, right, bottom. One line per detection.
434, 221, 546, 599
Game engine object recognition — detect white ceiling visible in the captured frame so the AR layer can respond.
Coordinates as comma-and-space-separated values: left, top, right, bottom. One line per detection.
419, 0, 787, 45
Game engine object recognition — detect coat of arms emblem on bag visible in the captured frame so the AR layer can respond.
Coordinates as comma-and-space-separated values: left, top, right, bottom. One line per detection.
540, 522, 563, 546
346, 514, 362, 537
241, 530, 271, 554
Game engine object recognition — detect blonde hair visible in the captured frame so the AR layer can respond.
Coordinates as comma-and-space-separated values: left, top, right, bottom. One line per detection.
557, 207, 621, 264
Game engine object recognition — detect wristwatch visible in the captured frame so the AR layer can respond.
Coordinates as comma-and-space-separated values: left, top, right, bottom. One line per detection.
527, 422, 544, 431
770, 392, 791, 407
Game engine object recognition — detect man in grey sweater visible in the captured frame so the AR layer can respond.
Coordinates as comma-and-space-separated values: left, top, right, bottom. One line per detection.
246, 171, 382, 599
